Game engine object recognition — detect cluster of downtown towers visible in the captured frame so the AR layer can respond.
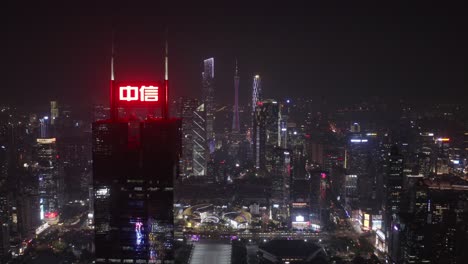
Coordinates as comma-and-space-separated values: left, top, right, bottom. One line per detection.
94, 58, 270, 262
0, 54, 467, 263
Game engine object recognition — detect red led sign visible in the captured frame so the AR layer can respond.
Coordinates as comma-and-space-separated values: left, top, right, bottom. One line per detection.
113, 82, 162, 108
119, 85, 158, 102
45, 212, 58, 219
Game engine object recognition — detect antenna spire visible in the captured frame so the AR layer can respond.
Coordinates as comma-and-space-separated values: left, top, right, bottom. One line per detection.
111, 31, 115, 81
165, 29, 168, 81
235, 58, 238, 76
110, 30, 117, 120
163, 28, 169, 119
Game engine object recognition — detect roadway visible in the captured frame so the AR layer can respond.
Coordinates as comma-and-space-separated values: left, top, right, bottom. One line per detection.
189, 240, 232, 264
246, 244, 259, 264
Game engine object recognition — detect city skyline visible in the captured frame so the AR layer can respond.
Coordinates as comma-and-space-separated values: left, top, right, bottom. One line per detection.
1, 3, 468, 264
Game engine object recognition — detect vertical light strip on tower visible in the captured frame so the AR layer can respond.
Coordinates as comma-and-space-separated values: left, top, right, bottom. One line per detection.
202, 58, 215, 153
252, 75, 261, 113
164, 32, 169, 119
110, 31, 116, 120
232, 60, 240, 132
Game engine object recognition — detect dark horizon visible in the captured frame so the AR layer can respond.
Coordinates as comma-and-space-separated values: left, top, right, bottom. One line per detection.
2, 3, 468, 110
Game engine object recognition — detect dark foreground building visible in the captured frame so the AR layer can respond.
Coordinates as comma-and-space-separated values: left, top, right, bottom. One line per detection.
93, 118, 181, 263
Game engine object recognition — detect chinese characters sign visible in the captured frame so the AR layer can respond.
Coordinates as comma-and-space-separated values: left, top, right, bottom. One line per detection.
119, 86, 158, 102
114, 82, 162, 107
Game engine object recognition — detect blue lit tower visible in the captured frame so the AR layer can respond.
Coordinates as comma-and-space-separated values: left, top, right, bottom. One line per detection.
202, 58, 215, 153
232, 60, 240, 133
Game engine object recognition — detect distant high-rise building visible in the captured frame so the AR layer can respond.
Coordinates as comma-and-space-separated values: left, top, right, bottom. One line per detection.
34, 138, 62, 224
202, 58, 215, 154
398, 177, 468, 263
93, 105, 110, 122
50, 101, 59, 125
39, 116, 50, 138
177, 97, 198, 178
0, 113, 10, 260
271, 148, 292, 224
384, 146, 404, 261
251, 75, 262, 134
252, 75, 262, 114
346, 133, 378, 205
232, 61, 240, 133
192, 104, 207, 176
253, 99, 280, 171
291, 178, 312, 230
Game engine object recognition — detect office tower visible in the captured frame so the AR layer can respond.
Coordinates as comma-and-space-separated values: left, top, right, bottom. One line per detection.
384, 146, 404, 260
57, 119, 92, 202
253, 99, 280, 171
34, 138, 61, 224
177, 97, 198, 179
251, 74, 262, 145
202, 58, 215, 154
0, 220, 8, 262
93, 37, 180, 263
0, 111, 10, 261
401, 179, 430, 263
192, 103, 207, 176
252, 75, 261, 115
93, 118, 181, 263
344, 174, 358, 208
94, 105, 110, 121
398, 177, 468, 263
39, 116, 50, 138
232, 61, 240, 133
50, 101, 59, 125
346, 134, 378, 205
434, 137, 450, 175
291, 179, 312, 230
270, 148, 292, 224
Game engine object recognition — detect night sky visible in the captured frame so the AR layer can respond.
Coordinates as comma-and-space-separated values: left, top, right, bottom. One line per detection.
2, 3, 467, 111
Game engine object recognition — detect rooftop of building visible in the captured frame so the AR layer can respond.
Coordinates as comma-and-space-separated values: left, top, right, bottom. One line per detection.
259, 239, 324, 259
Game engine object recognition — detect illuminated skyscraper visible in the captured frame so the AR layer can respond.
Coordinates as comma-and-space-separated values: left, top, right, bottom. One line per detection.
271, 148, 292, 224
192, 104, 207, 176
176, 97, 199, 178
93, 36, 180, 263
232, 60, 240, 133
253, 99, 280, 171
346, 134, 378, 205
50, 101, 59, 125
34, 138, 61, 224
385, 145, 404, 261
252, 75, 261, 114
202, 58, 215, 154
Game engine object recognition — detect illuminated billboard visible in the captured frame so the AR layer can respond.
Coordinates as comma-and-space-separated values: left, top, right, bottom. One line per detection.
37, 138, 56, 144
113, 82, 161, 108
